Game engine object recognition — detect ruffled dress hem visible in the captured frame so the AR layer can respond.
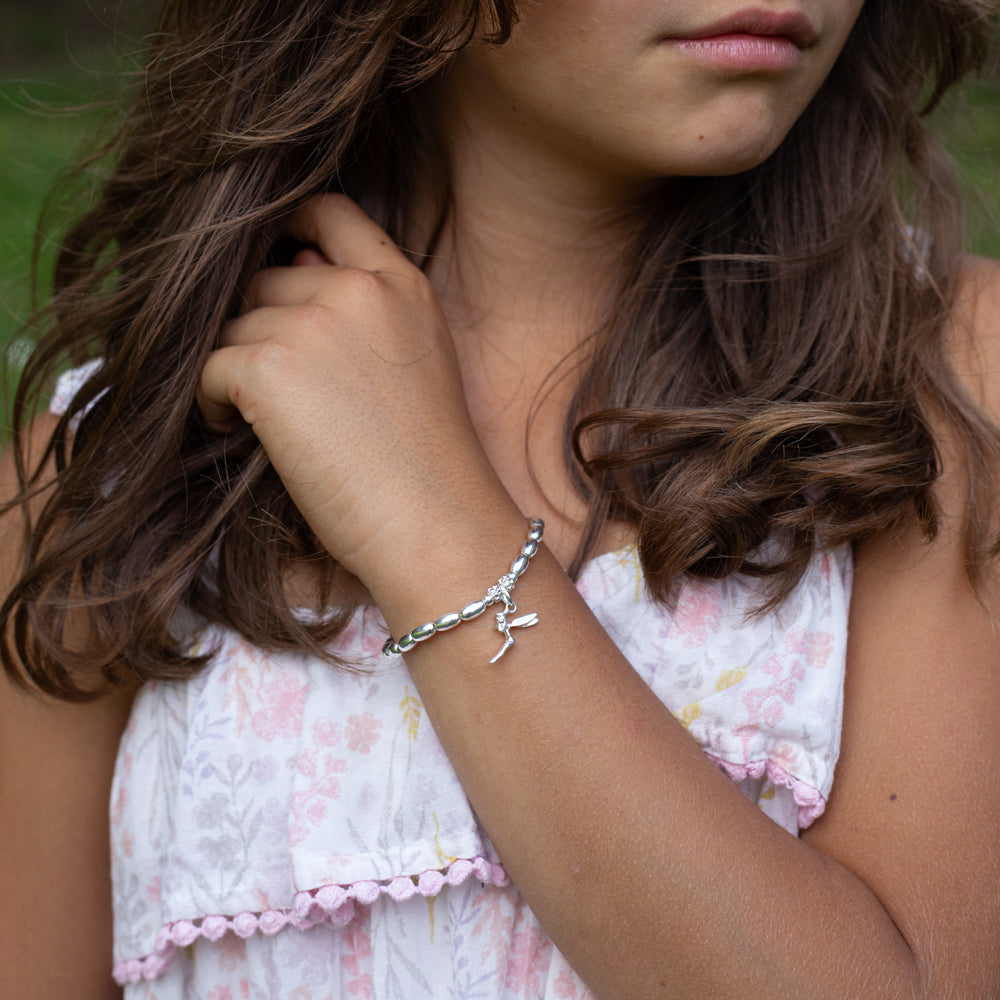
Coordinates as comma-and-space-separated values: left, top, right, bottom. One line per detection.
112, 756, 827, 986
113, 854, 509, 985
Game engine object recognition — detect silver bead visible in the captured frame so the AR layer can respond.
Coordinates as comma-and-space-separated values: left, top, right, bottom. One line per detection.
434, 612, 462, 631
522, 539, 538, 558
511, 554, 529, 576
397, 634, 417, 653
411, 622, 437, 642
460, 600, 487, 620
528, 522, 544, 542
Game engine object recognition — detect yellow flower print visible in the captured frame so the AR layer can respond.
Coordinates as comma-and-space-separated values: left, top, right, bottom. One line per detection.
674, 703, 703, 730
400, 686, 422, 741
715, 666, 748, 692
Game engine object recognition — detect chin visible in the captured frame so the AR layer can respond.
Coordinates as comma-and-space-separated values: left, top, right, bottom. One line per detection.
663, 120, 793, 178
688, 147, 784, 177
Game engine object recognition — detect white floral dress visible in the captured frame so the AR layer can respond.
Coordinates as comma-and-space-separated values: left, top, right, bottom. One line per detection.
51, 368, 851, 1000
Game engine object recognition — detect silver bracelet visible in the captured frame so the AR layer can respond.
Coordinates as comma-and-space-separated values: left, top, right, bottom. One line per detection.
382, 518, 544, 663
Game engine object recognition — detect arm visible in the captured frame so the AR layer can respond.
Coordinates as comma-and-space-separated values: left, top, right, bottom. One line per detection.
801, 258, 1000, 996
199, 197, 1000, 999
0, 414, 137, 1000
382, 496, 1000, 1000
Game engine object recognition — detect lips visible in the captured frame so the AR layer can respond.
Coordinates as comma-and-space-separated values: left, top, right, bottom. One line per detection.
669, 7, 819, 49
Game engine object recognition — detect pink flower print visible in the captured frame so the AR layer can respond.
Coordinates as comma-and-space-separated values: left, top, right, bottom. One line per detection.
762, 650, 784, 678
288, 751, 347, 846
554, 969, 597, 1000
121, 830, 135, 859
111, 784, 128, 828
250, 671, 307, 743
312, 717, 340, 748
762, 648, 805, 684
208, 987, 232, 1000
504, 922, 553, 997
742, 676, 799, 729
732, 721, 761, 759
239, 979, 249, 999
780, 626, 830, 671
782, 627, 807, 655
671, 581, 723, 649
345, 713, 382, 754
337, 615, 362, 650
342, 607, 389, 659
770, 741, 800, 773
146, 876, 161, 903
471, 889, 515, 963
341, 907, 373, 999
290, 988, 312, 1000
220, 639, 269, 737
212, 933, 247, 973
819, 552, 831, 579
804, 630, 833, 669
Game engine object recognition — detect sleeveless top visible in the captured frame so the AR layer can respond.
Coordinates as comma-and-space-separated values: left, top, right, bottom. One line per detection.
50, 366, 852, 999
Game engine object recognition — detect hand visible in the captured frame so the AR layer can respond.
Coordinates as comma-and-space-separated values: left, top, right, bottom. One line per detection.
197, 195, 505, 583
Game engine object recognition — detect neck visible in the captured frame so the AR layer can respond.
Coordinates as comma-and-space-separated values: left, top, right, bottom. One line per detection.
394, 63, 655, 560
414, 69, 657, 362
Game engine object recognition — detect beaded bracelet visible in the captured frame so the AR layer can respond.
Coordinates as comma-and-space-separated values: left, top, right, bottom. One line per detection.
382, 519, 544, 663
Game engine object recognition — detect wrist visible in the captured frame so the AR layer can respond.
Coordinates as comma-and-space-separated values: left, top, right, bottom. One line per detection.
382, 518, 545, 660
359, 494, 537, 640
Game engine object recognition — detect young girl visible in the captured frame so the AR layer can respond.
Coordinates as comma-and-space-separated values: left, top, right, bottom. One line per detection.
3, 1, 1000, 997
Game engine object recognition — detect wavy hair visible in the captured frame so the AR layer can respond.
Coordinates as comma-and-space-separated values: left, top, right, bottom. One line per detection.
3, 0, 998, 698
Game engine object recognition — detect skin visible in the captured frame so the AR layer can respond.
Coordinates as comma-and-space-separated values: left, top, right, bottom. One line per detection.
0, 416, 138, 1000
4, 1, 1000, 997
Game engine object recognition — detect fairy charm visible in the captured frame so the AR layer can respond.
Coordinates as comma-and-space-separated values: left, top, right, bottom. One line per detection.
489, 597, 540, 663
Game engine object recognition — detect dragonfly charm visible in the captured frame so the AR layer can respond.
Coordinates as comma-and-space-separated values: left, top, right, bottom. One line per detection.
489, 605, 540, 663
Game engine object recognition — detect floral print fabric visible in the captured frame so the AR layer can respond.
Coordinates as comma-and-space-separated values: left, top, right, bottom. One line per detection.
43, 361, 853, 998
108, 544, 851, 998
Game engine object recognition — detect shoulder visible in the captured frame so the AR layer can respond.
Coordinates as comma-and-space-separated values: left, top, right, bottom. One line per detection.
0, 413, 136, 999
947, 255, 1000, 416
800, 257, 1000, 995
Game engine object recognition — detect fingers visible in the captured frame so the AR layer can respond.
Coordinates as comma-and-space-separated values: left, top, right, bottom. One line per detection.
286, 194, 409, 273
197, 343, 246, 432
292, 247, 327, 267
198, 308, 287, 428
240, 266, 328, 314
240, 196, 408, 313
202, 194, 435, 434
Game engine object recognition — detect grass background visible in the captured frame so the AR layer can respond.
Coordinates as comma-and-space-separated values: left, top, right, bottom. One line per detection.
2, 10, 999, 385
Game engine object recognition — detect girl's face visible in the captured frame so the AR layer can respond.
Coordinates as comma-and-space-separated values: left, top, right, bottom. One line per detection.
444, 1, 866, 188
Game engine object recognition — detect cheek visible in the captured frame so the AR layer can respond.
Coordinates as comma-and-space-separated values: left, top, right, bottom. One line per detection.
512, 0, 654, 38
491, 0, 652, 80
818, 0, 868, 64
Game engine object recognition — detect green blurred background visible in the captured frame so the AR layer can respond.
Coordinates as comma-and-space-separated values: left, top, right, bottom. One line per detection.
1, 3, 998, 383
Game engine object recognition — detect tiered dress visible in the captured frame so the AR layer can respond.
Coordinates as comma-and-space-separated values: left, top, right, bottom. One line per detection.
50, 367, 852, 1000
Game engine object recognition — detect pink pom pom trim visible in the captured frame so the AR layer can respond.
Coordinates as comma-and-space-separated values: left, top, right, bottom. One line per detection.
705, 753, 827, 827
112, 855, 509, 985
113, 764, 824, 985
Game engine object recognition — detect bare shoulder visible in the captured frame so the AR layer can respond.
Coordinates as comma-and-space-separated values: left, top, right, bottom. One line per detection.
802, 256, 1000, 996
948, 255, 1000, 413
0, 413, 136, 999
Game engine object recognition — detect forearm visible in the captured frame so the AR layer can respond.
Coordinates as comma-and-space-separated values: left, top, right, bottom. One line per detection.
372, 520, 922, 1000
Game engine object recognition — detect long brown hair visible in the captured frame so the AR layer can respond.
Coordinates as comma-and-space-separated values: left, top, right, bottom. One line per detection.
3, 0, 998, 699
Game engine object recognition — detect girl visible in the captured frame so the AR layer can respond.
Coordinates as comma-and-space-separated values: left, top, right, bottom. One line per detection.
3, 1, 1000, 997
